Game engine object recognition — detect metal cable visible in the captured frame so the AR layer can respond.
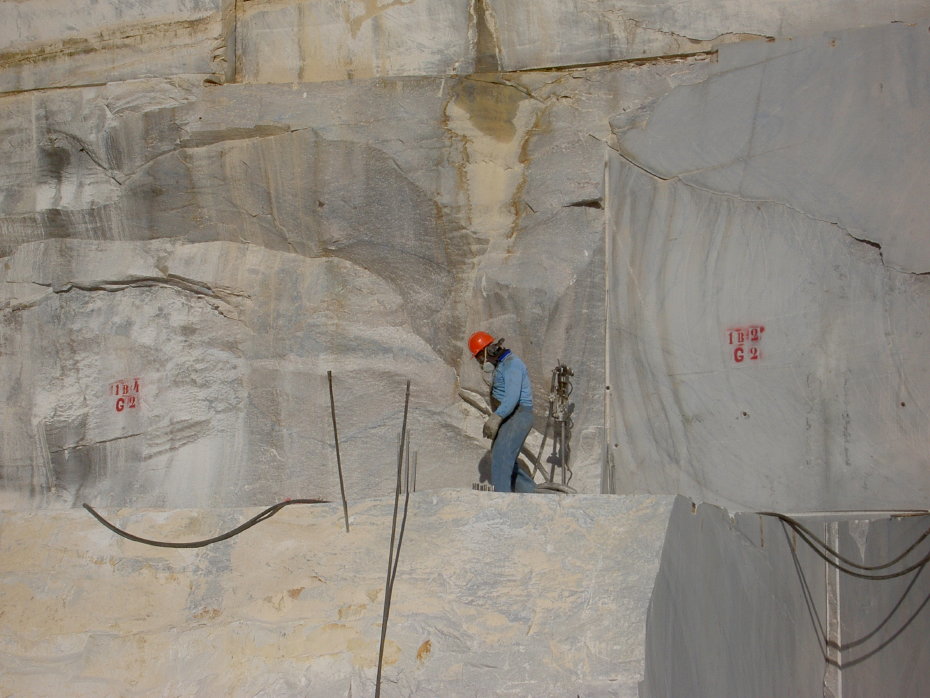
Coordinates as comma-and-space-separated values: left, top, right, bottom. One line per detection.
328, 370, 351, 533
759, 511, 930, 571
759, 511, 930, 581
83, 499, 327, 549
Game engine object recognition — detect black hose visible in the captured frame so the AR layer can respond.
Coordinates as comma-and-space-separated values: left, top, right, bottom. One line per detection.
759, 511, 930, 581
83, 498, 328, 549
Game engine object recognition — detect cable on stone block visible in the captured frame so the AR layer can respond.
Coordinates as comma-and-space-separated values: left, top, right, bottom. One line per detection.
758, 510, 930, 581
83, 498, 328, 549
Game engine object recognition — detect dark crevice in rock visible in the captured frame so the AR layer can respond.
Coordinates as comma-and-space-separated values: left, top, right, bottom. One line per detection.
40, 276, 245, 320
848, 232, 887, 266
506, 51, 718, 75
49, 432, 145, 455
48, 276, 218, 298
565, 198, 604, 210
850, 234, 882, 251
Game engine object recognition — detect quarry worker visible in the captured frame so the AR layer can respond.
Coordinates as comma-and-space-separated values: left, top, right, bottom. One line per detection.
468, 331, 536, 493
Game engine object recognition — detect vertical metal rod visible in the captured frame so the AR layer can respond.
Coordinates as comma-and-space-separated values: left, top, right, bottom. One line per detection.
375, 379, 411, 698
603, 148, 614, 495
405, 433, 411, 493
391, 435, 413, 593
327, 370, 350, 533
411, 451, 418, 493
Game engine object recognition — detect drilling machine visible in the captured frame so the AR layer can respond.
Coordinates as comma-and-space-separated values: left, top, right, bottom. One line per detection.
534, 361, 577, 494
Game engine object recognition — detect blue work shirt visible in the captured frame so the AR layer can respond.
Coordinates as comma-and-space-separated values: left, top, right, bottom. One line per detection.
492, 351, 533, 418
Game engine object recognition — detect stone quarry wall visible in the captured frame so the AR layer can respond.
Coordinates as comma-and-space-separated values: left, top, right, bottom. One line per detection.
4, 491, 927, 697
642, 499, 930, 698
2, 3, 929, 697
2, 1, 927, 512
0, 491, 676, 696
607, 21, 930, 511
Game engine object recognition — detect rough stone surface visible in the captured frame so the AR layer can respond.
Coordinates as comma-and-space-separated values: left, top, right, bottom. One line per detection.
607, 22, 930, 511
0, 57, 718, 506
486, 0, 930, 71
233, 1, 930, 82
0, 1, 231, 92
237, 0, 475, 83
1, 5, 930, 693
643, 500, 930, 697
1, 237, 475, 508
615, 22, 930, 273
0, 491, 675, 696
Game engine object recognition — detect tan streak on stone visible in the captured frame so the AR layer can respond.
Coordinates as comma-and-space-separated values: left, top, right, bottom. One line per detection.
348, 0, 416, 39
442, 76, 545, 238
0, 16, 216, 69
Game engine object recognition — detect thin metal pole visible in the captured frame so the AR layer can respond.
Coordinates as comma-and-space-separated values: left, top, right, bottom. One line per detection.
390, 434, 413, 593
375, 379, 411, 698
405, 433, 411, 494
327, 370, 350, 533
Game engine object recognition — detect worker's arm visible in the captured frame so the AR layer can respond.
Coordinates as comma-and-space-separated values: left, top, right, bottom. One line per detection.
493, 358, 522, 419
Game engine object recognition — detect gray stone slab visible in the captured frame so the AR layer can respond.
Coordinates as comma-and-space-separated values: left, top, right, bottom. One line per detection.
615, 22, 930, 273
0, 1, 230, 92
486, 0, 930, 71
0, 491, 676, 696
643, 502, 930, 697
607, 23, 930, 512
237, 0, 475, 83
0, 56, 712, 506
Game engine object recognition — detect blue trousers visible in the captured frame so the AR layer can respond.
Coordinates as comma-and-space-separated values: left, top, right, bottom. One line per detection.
491, 405, 536, 493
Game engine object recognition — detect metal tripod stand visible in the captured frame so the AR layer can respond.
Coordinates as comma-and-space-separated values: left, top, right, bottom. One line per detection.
535, 361, 577, 494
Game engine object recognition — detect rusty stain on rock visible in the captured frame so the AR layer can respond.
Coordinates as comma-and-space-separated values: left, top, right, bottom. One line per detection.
451, 77, 525, 143
0, 16, 217, 70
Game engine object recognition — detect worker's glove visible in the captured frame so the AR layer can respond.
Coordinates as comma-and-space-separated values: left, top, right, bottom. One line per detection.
483, 413, 503, 440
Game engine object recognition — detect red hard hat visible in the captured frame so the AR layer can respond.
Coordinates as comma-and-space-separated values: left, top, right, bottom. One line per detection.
468, 331, 495, 356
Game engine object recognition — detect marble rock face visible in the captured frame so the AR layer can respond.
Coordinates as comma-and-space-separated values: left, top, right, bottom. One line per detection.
236, 0, 930, 83
6, 0, 921, 93
608, 22, 930, 511
1, 1, 929, 514
643, 500, 930, 697
237, 0, 476, 83
0, 491, 676, 697
2, 2, 930, 696
0, 54, 715, 507
0, 0, 233, 93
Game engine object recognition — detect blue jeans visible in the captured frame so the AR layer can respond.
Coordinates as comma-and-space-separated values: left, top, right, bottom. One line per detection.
491, 405, 536, 493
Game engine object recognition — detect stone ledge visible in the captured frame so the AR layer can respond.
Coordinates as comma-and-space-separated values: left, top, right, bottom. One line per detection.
0, 490, 675, 697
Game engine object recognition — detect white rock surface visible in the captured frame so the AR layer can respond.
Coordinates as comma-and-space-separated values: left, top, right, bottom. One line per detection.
0, 0, 231, 92
1, 57, 718, 506
643, 500, 930, 697
1, 3, 928, 516
0, 491, 675, 696
615, 22, 930, 273
487, 0, 930, 71
607, 23, 930, 511
1, 237, 479, 508
237, 0, 475, 83
232, 1, 930, 83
